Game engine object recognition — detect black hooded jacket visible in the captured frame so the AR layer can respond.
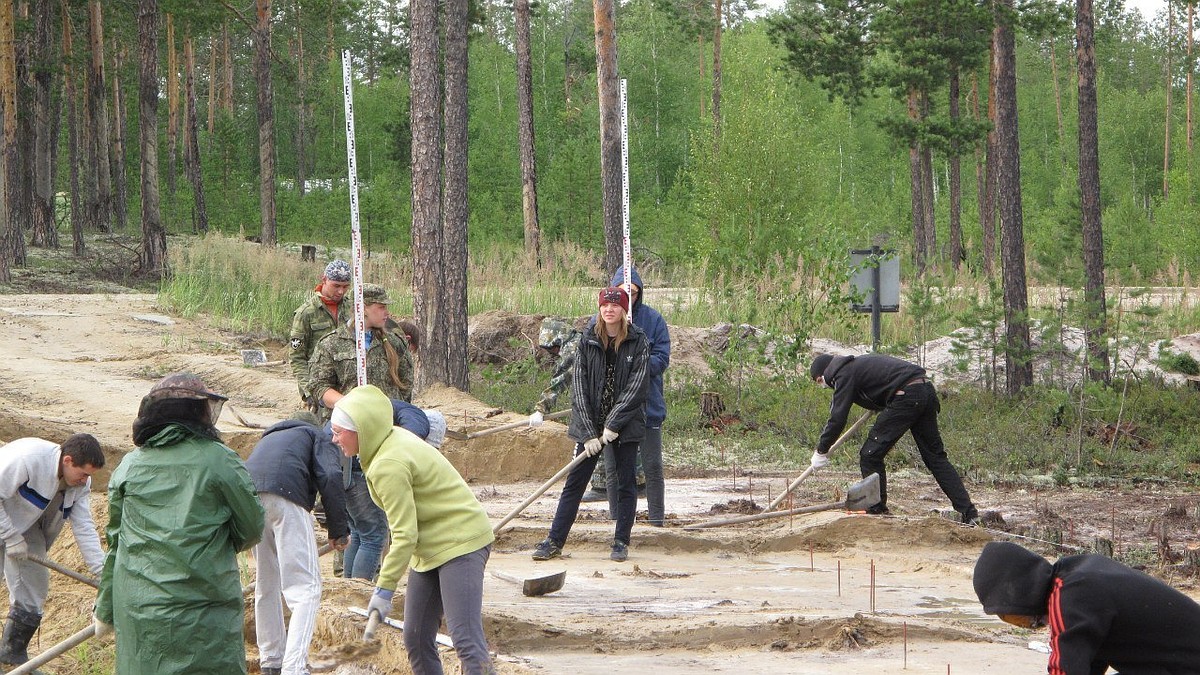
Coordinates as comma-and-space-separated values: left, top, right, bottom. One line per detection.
815, 354, 925, 453
974, 541, 1200, 674
245, 419, 349, 540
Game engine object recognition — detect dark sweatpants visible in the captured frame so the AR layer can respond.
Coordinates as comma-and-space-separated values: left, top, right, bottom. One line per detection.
859, 382, 975, 517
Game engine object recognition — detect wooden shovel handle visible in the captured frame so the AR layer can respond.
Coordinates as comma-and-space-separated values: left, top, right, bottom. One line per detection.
7, 624, 97, 675
467, 409, 570, 439
492, 450, 592, 534
767, 410, 875, 511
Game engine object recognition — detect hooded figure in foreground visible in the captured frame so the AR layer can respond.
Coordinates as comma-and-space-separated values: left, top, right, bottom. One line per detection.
331, 385, 495, 675
94, 373, 264, 675
973, 541, 1200, 674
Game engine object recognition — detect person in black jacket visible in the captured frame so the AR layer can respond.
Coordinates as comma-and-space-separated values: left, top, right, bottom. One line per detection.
973, 540, 1200, 674
532, 286, 650, 563
246, 413, 349, 675
809, 353, 978, 523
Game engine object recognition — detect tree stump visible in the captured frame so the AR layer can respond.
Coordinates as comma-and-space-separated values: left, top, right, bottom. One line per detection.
1185, 544, 1200, 570
700, 391, 725, 422
1091, 537, 1114, 557
301, 244, 317, 262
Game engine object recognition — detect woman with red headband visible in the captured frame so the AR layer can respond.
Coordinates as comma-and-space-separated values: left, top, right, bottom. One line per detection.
532, 286, 650, 563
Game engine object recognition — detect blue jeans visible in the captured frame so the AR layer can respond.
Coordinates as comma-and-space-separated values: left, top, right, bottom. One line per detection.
343, 468, 388, 580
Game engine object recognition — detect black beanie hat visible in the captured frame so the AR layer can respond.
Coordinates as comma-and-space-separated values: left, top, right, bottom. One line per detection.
810, 353, 834, 381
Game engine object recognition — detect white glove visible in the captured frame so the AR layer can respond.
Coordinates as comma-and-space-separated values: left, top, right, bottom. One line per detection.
528, 411, 544, 427
810, 451, 830, 470
601, 427, 619, 444
93, 613, 113, 640
4, 536, 28, 561
367, 588, 394, 622
582, 438, 604, 457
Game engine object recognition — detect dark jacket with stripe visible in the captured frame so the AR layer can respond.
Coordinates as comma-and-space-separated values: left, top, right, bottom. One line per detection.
567, 318, 650, 445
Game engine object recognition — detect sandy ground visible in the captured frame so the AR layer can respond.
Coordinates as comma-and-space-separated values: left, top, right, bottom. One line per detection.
1, 293, 1198, 674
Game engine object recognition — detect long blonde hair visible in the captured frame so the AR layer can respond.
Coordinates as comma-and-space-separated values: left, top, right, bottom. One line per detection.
594, 307, 629, 351
348, 313, 407, 391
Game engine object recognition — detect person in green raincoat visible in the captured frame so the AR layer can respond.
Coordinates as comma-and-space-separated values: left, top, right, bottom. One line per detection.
94, 373, 265, 675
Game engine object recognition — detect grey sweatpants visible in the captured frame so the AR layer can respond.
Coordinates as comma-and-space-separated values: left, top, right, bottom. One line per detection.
402, 545, 495, 675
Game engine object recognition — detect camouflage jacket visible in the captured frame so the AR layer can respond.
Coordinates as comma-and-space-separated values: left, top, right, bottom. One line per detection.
289, 292, 351, 401
309, 324, 414, 418
535, 329, 582, 414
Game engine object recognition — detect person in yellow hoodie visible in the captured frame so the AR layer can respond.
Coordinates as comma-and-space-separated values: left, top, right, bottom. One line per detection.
330, 385, 495, 675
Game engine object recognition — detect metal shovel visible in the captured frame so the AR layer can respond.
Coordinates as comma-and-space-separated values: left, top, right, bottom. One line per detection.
684, 473, 881, 529
491, 568, 566, 596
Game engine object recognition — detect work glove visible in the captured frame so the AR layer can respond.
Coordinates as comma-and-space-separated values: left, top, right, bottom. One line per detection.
528, 411, 544, 428
4, 536, 28, 561
810, 451, 830, 470
582, 438, 604, 457
93, 613, 113, 640
367, 588, 394, 622
601, 427, 619, 444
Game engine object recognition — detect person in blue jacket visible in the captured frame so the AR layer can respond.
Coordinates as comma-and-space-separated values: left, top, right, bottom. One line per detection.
607, 266, 670, 526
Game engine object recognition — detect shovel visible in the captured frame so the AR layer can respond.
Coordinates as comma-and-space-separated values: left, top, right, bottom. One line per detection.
457, 409, 570, 441
685, 473, 881, 529
767, 410, 875, 511
491, 568, 566, 596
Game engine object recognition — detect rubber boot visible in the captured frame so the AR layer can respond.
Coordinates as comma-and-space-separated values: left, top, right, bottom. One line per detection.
0, 606, 42, 665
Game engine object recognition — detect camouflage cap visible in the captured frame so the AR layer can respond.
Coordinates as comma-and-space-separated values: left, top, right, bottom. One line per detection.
362, 284, 392, 305
147, 372, 228, 402
324, 260, 352, 282
538, 317, 572, 349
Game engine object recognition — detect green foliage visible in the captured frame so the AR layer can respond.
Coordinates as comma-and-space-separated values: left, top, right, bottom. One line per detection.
1157, 349, 1200, 376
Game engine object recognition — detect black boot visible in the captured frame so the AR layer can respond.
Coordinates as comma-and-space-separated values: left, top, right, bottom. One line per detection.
0, 607, 42, 665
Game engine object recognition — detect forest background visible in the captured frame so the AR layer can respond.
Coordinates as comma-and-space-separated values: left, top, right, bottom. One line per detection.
2, 0, 1200, 482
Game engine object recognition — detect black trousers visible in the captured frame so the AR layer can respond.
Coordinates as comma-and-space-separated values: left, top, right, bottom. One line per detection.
859, 382, 975, 517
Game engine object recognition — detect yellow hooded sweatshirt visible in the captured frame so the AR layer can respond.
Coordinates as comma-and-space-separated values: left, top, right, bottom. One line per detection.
337, 385, 494, 591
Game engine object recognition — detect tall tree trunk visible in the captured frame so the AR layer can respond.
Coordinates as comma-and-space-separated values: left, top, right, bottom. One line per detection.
1076, 0, 1110, 384
712, 0, 722, 139
907, 89, 926, 273
138, 0, 166, 277
920, 141, 935, 265
254, 0, 276, 245
62, 0, 84, 255
87, 0, 111, 233
983, 56, 998, 278
594, 0, 622, 272
443, 0, 469, 391
184, 35, 207, 234
111, 41, 128, 230
294, 4, 306, 198
221, 20, 233, 114
0, 0, 15, 281
12, 1, 30, 265
31, 0, 58, 249
166, 13, 178, 196
949, 70, 964, 271
1164, 0, 1173, 198
410, 0, 444, 390
993, 0, 1032, 394
515, 0, 542, 264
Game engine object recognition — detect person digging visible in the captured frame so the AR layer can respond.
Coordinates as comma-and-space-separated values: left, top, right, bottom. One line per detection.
809, 352, 979, 524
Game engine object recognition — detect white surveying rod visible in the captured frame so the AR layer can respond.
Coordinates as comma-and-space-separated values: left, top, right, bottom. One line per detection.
342, 50, 367, 387
619, 79, 632, 316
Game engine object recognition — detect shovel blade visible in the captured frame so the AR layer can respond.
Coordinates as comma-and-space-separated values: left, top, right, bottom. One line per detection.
844, 473, 881, 511
522, 570, 566, 597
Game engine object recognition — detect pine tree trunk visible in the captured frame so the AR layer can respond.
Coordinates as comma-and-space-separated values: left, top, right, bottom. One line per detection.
138, 0, 166, 277
166, 13, 178, 196
87, 1, 112, 233
515, 0, 542, 264
254, 0, 276, 246
983, 52, 998, 278
594, 0, 622, 273
62, 0, 84, 256
221, 20, 233, 114
1076, 0, 1110, 384
993, 0, 1032, 394
31, 0, 58, 249
907, 89, 926, 273
184, 35, 207, 234
410, 0, 444, 390
443, 0, 470, 391
949, 69, 963, 271
0, 0, 15, 281
12, 1, 30, 266
111, 41, 128, 231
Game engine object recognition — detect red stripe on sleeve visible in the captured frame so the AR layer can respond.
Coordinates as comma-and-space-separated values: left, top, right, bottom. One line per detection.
1047, 577, 1066, 674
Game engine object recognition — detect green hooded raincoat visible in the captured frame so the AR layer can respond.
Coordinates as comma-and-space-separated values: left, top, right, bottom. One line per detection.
95, 426, 264, 675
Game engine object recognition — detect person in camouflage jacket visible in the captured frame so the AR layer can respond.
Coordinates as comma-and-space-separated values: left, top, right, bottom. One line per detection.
534, 317, 582, 415
309, 284, 414, 423
289, 260, 353, 405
